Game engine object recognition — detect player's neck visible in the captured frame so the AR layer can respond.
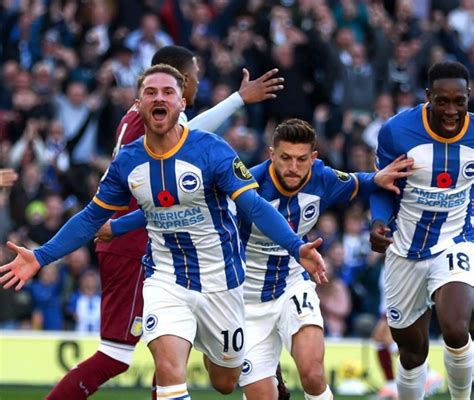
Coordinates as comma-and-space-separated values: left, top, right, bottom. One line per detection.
145, 125, 183, 155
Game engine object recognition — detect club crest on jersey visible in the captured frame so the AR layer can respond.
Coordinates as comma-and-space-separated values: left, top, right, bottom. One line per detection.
241, 360, 253, 375
334, 169, 350, 182
462, 162, 474, 179
233, 157, 253, 181
302, 203, 318, 221
144, 314, 158, 331
387, 307, 402, 322
179, 172, 201, 193
130, 316, 143, 337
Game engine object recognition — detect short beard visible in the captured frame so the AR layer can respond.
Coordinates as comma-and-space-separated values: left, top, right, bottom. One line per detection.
275, 168, 307, 192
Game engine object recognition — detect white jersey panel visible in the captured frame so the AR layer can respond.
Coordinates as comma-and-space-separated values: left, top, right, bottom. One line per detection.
392, 143, 474, 258
244, 192, 321, 303
392, 144, 432, 256
240, 158, 364, 302
128, 162, 153, 205
374, 104, 474, 260
95, 128, 253, 293
174, 158, 228, 290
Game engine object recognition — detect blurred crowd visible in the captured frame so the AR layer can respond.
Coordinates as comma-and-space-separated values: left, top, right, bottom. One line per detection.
0, 0, 468, 336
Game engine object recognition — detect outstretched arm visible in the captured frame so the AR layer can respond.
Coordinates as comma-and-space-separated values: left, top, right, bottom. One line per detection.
0, 202, 113, 290
188, 68, 284, 132
0, 242, 40, 291
353, 155, 413, 200
373, 155, 413, 195
94, 209, 147, 243
235, 189, 327, 284
238, 68, 284, 104
369, 114, 400, 253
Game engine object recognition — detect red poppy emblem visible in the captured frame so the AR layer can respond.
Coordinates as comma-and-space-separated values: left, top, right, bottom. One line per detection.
158, 190, 175, 207
436, 172, 452, 188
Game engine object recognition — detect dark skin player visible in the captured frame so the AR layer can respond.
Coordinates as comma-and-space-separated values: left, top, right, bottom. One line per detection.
371, 74, 473, 374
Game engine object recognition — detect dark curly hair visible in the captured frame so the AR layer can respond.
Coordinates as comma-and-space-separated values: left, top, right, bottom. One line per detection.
428, 61, 470, 88
150, 46, 195, 72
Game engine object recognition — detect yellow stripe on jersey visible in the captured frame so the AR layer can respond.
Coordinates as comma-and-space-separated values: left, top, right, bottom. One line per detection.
144, 125, 189, 159
231, 182, 259, 201
92, 196, 129, 211
349, 173, 359, 200
422, 103, 469, 143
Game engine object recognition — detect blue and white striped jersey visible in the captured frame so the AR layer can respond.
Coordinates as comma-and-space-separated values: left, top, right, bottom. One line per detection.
375, 103, 474, 260
94, 126, 258, 293
239, 159, 367, 303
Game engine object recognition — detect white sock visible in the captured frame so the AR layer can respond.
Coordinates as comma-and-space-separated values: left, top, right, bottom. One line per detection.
156, 383, 191, 399
444, 336, 473, 400
397, 359, 427, 400
386, 379, 397, 388
304, 385, 333, 399
389, 342, 399, 354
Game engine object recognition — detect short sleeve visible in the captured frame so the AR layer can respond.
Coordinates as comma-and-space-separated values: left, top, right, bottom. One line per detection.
209, 138, 258, 200
375, 122, 397, 170
319, 166, 358, 210
93, 155, 131, 210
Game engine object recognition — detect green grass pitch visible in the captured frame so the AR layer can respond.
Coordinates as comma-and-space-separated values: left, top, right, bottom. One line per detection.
0, 386, 451, 399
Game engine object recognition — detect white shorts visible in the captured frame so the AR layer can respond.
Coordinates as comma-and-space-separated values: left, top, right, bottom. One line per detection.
142, 281, 245, 368
385, 242, 474, 329
239, 279, 323, 387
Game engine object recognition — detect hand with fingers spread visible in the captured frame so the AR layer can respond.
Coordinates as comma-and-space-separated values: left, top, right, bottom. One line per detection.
374, 155, 414, 195
0, 168, 18, 188
298, 237, 328, 285
238, 68, 285, 104
0, 241, 40, 291
370, 220, 392, 253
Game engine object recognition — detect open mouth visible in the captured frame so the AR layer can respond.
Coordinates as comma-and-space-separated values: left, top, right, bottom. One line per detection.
441, 118, 459, 132
152, 107, 167, 122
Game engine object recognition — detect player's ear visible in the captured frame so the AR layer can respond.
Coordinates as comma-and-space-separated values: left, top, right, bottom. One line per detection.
182, 72, 189, 89
312, 150, 318, 161
180, 96, 186, 111
269, 147, 275, 160
425, 87, 431, 102
134, 98, 140, 108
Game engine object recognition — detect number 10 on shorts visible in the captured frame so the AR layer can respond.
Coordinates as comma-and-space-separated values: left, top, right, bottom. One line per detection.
221, 328, 244, 352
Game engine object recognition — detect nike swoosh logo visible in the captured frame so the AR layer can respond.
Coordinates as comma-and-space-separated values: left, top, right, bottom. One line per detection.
222, 354, 237, 361
131, 182, 144, 189
298, 313, 311, 320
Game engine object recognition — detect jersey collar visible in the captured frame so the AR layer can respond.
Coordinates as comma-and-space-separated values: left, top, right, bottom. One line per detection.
144, 125, 189, 159
422, 103, 469, 143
